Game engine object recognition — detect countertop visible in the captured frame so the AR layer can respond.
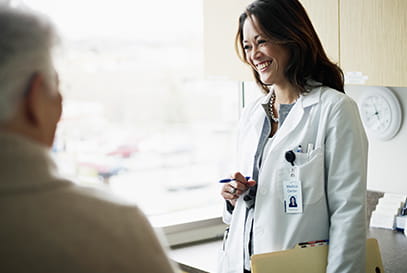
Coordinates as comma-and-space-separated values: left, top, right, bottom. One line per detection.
171, 228, 407, 273
368, 228, 407, 273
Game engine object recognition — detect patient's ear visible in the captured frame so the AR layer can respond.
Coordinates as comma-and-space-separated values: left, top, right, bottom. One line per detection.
24, 73, 44, 127
23, 72, 62, 147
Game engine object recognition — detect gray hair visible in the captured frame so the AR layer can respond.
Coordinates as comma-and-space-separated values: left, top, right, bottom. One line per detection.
0, 5, 58, 123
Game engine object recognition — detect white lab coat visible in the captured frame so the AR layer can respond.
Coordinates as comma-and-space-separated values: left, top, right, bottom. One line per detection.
218, 85, 368, 273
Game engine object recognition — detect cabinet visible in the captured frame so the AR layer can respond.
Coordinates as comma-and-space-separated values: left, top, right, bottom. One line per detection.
340, 0, 407, 87
299, 0, 339, 63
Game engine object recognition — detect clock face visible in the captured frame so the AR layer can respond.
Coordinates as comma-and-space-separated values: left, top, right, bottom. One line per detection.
358, 86, 402, 141
360, 95, 392, 133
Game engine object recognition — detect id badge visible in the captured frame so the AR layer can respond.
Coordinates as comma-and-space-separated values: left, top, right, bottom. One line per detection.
283, 179, 303, 214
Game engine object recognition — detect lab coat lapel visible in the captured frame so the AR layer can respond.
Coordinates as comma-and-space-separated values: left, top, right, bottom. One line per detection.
269, 98, 304, 151
249, 92, 273, 135
269, 88, 321, 151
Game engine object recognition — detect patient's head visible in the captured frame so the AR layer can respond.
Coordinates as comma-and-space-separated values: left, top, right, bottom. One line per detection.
0, 6, 62, 147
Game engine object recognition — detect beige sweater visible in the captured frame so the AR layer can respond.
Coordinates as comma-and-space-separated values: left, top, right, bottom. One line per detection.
0, 132, 177, 273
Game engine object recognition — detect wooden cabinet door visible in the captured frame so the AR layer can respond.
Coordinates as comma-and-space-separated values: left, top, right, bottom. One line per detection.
299, 0, 339, 64
340, 0, 407, 87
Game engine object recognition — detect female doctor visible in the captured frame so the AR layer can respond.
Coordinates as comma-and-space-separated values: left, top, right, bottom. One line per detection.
219, 1, 368, 273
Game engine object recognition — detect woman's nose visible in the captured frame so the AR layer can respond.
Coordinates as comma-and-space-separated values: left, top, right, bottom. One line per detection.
251, 46, 262, 60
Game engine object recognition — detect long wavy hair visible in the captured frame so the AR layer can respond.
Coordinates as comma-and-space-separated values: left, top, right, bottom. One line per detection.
235, 0, 344, 94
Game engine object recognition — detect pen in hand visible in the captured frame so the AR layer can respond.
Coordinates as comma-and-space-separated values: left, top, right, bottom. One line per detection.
218, 176, 251, 183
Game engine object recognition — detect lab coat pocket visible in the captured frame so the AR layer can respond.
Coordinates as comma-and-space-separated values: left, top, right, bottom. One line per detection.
276, 148, 324, 205
296, 148, 324, 204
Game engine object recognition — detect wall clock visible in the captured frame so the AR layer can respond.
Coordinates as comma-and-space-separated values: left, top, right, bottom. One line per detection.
358, 86, 402, 141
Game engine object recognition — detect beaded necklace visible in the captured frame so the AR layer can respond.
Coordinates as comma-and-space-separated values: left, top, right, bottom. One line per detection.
267, 92, 279, 123
267, 92, 300, 123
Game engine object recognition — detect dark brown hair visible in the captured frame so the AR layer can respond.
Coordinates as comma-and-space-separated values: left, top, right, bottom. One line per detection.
236, 0, 344, 94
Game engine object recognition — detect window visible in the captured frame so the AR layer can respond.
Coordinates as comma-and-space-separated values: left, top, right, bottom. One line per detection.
22, 0, 246, 239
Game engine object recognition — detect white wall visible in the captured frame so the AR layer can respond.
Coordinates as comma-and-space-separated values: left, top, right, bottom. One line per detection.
346, 85, 407, 194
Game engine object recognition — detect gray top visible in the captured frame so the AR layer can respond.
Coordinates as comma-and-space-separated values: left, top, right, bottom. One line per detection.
278, 103, 295, 126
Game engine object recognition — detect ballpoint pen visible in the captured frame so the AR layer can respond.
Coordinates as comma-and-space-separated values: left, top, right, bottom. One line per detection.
218, 176, 251, 183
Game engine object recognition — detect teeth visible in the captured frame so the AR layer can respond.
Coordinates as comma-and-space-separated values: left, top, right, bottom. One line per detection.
257, 61, 271, 70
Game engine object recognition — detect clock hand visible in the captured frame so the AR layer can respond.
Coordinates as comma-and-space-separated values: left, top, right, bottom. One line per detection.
372, 105, 380, 120
367, 111, 380, 120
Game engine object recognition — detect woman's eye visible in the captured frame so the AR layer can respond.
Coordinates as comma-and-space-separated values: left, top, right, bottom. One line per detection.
243, 45, 251, 50
258, 39, 267, 44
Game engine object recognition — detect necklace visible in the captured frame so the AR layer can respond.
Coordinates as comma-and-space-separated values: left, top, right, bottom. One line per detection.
268, 92, 300, 123
268, 92, 279, 123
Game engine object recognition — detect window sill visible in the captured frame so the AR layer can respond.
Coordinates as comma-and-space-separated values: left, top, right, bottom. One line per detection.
171, 238, 222, 273
162, 216, 226, 246
149, 204, 226, 246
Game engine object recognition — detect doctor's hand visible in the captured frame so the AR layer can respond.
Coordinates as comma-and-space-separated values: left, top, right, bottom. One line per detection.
221, 172, 256, 207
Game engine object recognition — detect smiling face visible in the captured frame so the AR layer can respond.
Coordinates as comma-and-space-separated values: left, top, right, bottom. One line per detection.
242, 17, 290, 87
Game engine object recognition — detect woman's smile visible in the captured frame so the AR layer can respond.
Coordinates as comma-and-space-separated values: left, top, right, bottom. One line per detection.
256, 60, 272, 72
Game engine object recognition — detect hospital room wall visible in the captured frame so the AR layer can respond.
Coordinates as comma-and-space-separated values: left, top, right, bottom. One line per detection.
346, 86, 407, 195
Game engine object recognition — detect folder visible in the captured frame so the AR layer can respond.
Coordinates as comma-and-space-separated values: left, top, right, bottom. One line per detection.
251, 238, 384, 273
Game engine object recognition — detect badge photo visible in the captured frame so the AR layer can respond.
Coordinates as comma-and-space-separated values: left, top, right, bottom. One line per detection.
283, 179, 303, 214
